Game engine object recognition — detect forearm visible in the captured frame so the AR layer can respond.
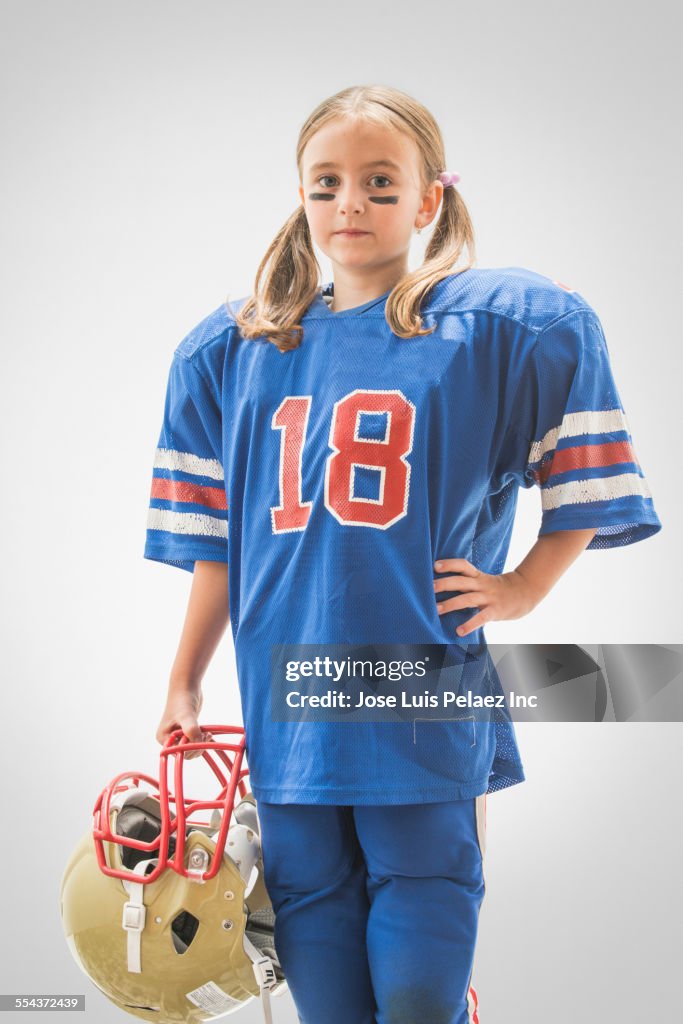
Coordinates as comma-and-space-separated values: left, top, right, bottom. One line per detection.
512, 528, 598, 605
168, 560, 230, 694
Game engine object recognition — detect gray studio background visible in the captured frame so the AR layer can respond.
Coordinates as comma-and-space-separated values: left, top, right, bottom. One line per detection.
1, 1, 681, 1021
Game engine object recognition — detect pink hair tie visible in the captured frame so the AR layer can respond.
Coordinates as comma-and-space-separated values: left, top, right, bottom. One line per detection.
438, 171, 461, 188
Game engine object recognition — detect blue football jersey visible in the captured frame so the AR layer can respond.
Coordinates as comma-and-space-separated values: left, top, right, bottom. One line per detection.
144, 267, 662, 803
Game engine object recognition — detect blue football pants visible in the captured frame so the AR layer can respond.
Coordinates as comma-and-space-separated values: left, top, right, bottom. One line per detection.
257, 795, 487, 1024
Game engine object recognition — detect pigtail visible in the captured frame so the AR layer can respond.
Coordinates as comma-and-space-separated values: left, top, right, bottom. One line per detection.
386, 185, 476, 339
234, 206, 321, 354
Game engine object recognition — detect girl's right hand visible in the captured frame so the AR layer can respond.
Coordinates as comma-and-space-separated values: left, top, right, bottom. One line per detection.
156, 689, 209, 760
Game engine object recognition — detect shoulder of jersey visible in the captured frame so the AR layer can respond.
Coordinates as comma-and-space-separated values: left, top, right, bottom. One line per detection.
174, 295, 250, 360
428, 266, 596, 332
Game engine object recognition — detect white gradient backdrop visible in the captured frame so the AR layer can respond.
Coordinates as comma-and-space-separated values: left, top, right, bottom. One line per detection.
1, 1, 681, 1021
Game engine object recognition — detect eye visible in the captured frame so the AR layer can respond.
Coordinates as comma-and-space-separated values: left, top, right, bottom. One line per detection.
369, 174, 392, 188
316, 175, 338, 188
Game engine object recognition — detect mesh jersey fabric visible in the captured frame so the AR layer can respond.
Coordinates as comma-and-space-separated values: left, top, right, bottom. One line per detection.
143, 266, 662, 804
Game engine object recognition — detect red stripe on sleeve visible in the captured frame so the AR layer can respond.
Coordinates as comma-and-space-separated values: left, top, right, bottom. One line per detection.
534, 440, 638, 485
150, 477, 228, 510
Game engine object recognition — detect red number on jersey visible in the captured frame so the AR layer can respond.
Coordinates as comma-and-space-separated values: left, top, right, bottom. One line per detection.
270, 390, 415, 533
325, 390, 415, 528
270, 396, 313, 534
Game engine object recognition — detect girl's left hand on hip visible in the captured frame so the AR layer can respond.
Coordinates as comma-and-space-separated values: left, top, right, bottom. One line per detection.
433, 558, 538, 637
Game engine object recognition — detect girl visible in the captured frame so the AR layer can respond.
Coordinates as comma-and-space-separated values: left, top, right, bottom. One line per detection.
145, 85, 661, 1024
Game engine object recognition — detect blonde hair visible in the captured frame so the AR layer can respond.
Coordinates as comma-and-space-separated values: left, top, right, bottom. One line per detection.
233, 84, 476, 353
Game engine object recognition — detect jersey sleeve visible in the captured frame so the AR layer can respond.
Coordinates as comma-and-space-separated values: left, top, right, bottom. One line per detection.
143, 350, 228, 572
510, 308, 662, 549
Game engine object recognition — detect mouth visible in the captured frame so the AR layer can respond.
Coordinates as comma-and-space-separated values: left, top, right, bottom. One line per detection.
334, 230, 370, 237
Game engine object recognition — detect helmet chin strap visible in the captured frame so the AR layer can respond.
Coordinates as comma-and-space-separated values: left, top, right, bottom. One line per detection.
242, 933, 279, 1024
120, 858, 156, 974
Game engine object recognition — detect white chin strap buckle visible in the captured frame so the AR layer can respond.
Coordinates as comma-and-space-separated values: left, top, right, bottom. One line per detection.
251, 956, 277, 990
121, 901, 146, 933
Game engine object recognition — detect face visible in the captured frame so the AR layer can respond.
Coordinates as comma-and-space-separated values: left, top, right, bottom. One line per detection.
298, 118, 443, 275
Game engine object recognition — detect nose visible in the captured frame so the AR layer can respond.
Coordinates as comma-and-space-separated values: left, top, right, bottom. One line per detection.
336, 186, 364, 216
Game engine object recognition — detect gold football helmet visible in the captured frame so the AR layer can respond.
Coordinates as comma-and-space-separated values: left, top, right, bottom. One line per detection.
60, 725, 287, 1023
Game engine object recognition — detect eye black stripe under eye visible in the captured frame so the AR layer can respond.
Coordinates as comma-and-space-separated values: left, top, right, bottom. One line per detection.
309, 193, 336, 201
368, 196, 399, 204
